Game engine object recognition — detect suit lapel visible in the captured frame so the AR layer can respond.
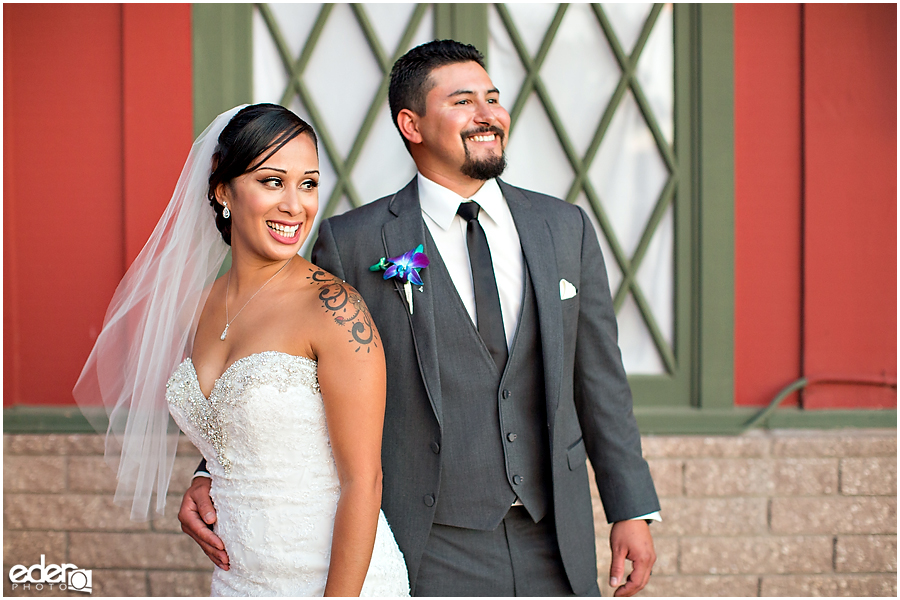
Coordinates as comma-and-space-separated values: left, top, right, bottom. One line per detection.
501, 181, 564, 423
382, 179, 443, 428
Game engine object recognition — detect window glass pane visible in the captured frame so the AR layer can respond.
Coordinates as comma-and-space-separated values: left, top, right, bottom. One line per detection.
502, 91, 575, 200
602, 2, 653, 54
541, 2, 619, 156
636, 3, 674, 144
590, 90, 668, 256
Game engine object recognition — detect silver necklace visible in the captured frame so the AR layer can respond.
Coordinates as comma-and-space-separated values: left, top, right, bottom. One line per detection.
221, 256, 294, 341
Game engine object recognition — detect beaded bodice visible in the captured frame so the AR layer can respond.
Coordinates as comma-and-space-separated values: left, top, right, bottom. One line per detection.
166, 351, 409, 596
167, 352, 321, 475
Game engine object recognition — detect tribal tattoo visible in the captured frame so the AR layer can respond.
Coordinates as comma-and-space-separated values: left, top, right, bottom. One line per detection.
307, 269, 379, 353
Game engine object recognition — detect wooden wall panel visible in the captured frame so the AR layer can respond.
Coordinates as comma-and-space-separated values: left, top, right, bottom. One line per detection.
733, 4, 804, 407
802, 4, 897, 409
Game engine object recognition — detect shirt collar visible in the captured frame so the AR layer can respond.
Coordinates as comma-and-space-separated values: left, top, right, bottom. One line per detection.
417, 172, 504, 231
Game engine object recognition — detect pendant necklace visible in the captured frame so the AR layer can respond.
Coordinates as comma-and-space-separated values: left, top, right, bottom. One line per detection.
221, 256, 294, 341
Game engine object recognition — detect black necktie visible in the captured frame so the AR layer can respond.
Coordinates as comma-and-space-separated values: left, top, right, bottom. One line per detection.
457, 201, 508, 372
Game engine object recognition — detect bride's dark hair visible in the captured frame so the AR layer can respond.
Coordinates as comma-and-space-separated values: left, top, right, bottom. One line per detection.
207, 103, 317, 245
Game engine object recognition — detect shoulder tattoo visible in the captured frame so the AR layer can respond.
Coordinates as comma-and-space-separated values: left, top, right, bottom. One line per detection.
307, 269, 379, 353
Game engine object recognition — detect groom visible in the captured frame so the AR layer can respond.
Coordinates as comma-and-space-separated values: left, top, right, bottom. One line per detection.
181, 40, 659, 596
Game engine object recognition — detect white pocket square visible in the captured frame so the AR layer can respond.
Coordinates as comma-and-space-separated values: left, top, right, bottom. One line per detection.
559, 278, 577, 300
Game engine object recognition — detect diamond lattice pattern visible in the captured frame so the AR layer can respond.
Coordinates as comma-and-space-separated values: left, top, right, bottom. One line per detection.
490, 3, 675, 375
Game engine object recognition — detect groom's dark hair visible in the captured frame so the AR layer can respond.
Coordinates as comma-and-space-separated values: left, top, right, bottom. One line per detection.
389, 39, 485, 150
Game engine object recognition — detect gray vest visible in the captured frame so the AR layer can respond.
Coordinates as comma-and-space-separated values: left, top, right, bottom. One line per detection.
430, 247, 552, 531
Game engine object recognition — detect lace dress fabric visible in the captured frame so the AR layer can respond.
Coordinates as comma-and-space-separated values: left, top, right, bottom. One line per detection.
167, 351, 409, 597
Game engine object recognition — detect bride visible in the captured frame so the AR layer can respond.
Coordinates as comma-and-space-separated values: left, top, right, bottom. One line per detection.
74, 104, 410, 596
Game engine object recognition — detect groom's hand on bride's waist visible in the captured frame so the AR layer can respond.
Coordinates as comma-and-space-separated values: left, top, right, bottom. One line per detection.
179, 476, 230, 570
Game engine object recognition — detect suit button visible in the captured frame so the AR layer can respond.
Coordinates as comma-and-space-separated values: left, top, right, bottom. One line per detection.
507, 433, 517, 442
502, 389, 510, 399
513, 475, 523, 485
430, 441, 440, 454
423, 494, 435, 507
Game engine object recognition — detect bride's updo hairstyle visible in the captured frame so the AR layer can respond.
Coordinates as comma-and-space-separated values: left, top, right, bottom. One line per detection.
207, 103, 317, 245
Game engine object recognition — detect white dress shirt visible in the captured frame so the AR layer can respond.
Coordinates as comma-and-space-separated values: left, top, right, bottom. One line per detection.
416, 172, 660, 524
418, 173, 523, 348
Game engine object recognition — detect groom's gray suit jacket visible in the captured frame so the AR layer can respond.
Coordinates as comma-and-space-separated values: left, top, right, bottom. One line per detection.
312, 178, 659, 595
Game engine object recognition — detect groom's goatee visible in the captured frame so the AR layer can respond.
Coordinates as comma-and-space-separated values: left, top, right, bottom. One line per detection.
461, 153, 507, 181
460, 126, 507, 181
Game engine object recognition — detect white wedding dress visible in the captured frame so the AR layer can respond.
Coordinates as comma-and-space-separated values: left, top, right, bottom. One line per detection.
166, 351, 410, 597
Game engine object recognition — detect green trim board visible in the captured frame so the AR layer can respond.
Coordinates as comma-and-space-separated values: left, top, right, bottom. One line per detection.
192, 3, 253, 137
4, 406, 895, 435
690, 3, 735, 410
634, 407, 897, 435
434, 4, 488, 59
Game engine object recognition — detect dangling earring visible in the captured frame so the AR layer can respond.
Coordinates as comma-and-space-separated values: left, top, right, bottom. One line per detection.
222, 202, 231, 219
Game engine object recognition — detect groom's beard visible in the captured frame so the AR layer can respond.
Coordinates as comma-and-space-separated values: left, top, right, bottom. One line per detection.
460, 127, 507, 181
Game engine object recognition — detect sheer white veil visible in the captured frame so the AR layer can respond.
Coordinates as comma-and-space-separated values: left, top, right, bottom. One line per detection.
73, 105, 247, 521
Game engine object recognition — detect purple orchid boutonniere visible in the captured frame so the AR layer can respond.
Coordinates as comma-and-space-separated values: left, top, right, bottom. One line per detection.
370, 244, 429, 315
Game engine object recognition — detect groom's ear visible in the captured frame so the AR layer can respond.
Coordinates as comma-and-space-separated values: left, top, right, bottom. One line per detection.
397, 109, 423, 145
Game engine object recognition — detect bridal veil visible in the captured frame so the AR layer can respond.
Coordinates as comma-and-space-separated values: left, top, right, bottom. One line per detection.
73, 105, 246, 520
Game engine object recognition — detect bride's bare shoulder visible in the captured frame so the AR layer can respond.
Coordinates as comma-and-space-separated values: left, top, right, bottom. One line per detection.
296, 263, 380, 356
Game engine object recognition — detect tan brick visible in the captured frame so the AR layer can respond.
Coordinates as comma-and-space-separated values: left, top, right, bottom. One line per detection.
151, 495, 188, 533
647, 459, 683, 497
680, 536, 832, 575
840, 574, 898, 596
652, 536, 678, 576
4, 455, 66, 492
771, 496, 896, 534
653, 497, 767, 536
3, 531, 66, 566
149, 570, 213, 596
67, 456, 117, 492
761, 574, 898, 596
684, 458, 773, 496
773, 458, 839, 496
169, 456, 207, 494
4, 494, 148, 531
69, 532, 211, 569
177, 436, 203, 456
841, 457, 897, 495
641, 434, 770, 459
4, 434, 69, 455
62, 434, 106, 455
639, 575, 759, 597
83, 569, 147, 596
835, 535, 897, 573
771, 430, 896, 458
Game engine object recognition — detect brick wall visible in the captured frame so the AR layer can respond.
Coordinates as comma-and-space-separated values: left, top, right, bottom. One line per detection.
593, 429, 897, 596
4, 429, 896, 596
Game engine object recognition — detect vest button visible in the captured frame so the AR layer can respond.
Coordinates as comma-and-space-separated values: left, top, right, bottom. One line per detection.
502, 389, 510, 399
513, 475, 523, 485
423, 494, 435, 507
507, 433, 517, 442
430, 441, 440, 454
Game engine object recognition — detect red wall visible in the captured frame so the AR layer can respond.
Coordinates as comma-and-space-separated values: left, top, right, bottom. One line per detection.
734, 4, 804, 407
802, 4, 897, 409
734, 4, 897, 408
3, 4, 192, 406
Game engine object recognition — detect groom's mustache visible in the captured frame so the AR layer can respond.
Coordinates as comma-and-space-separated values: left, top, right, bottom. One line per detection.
461, 126, 506, 144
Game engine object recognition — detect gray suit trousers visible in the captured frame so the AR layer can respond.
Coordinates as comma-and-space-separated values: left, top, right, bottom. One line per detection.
414, 506, 601, 597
